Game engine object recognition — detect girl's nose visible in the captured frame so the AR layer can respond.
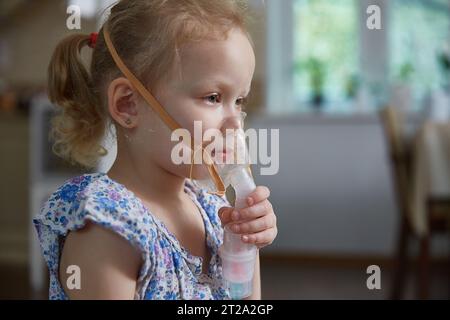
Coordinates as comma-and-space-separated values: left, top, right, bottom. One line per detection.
220, 111, 246, 134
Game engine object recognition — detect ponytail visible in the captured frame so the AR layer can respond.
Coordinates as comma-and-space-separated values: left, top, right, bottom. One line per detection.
47, 33, 106, 169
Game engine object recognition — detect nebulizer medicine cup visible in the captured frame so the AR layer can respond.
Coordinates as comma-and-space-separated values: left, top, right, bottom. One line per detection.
219, 224, 257, 300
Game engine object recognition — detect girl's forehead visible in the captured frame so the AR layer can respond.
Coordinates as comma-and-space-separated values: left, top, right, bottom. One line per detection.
181, 29, 254, 62
174, 29, 255, 88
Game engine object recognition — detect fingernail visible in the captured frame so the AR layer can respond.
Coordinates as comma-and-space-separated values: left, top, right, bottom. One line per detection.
247, 197, 254, 206
242, 235, 249, 242
232, 224, 240, 232
232, 210, 240, 221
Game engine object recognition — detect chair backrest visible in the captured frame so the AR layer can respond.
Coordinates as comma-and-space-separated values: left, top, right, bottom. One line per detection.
380, 105, 412, 219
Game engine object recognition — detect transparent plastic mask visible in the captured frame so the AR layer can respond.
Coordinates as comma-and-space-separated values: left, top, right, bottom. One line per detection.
190, 111, 254, 195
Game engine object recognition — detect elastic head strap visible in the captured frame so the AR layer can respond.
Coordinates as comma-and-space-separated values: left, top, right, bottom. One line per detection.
103, 26, 226, 196
103, 27, 180, 131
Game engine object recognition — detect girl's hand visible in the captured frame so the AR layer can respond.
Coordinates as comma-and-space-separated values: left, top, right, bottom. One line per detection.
218, 186, 277, 249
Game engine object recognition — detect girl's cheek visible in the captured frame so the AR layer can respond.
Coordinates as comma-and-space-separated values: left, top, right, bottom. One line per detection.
200, 110, 226, 130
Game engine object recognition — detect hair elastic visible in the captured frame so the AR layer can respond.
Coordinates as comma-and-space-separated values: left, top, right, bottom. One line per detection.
88, 32, 98, 49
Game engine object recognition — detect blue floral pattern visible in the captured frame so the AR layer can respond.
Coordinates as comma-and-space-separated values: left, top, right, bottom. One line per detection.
33, 173, 232, 300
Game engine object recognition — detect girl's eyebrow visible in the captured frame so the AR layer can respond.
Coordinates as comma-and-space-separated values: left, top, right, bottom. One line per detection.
190, 79, 251, 96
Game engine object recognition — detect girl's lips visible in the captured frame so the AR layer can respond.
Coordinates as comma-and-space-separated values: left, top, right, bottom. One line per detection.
212, 148, 233, 155
211, 148, 233, 162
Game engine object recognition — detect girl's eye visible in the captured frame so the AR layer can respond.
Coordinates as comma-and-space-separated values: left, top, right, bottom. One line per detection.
202, 94, 248, 108
204, 94, 221, 104
236, 97, 248, 107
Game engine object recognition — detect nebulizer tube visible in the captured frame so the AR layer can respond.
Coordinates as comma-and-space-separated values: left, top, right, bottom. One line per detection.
214, 116, 258, 300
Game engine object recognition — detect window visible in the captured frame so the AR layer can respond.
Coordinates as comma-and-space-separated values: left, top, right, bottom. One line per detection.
267, 0, 450, 115
390, 0, 450, 111
293, 0, 358, 113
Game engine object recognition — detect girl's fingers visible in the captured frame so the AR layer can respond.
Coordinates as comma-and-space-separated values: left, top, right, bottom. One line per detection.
241, 227, 278, 247
235, 199, 273, 221
230, 214, 276, 234
218, 207, 235, 226
246, 186, 270, 207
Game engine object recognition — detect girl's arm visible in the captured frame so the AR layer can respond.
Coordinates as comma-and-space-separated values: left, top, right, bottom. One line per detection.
244, 250, 261, 300
59, 222, 142, 299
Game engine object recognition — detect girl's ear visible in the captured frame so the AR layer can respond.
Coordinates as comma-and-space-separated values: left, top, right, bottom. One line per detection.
107, 78, 139, 128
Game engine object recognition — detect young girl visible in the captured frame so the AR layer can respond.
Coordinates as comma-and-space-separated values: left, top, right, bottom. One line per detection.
34, 0, 277, 300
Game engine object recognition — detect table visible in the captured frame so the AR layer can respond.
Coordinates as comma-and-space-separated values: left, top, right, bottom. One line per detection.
412, 121, 450, 236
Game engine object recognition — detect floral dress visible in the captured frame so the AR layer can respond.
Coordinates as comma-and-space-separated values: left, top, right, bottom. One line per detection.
33, 173, 232, 300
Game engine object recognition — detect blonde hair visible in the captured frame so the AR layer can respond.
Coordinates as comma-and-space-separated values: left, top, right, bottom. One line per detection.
48, 0, 252, 168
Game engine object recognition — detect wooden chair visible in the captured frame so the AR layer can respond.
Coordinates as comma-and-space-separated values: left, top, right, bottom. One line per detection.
380, 106, 450, 300
420, 197, 450, 299
380, 106, 414, 299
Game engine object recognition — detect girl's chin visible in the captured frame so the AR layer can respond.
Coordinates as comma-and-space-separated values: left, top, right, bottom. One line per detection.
184, 164, 211, 181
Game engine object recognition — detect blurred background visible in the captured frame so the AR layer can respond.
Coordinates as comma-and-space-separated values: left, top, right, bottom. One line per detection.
0, 0, 449, 299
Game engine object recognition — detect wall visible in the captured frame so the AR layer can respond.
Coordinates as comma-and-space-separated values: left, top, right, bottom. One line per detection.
249, 114, 448, 257
0, 0, 97, 87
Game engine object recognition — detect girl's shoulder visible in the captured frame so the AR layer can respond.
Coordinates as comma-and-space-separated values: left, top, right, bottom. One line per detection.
33, 173, 157, 300
34, 172, 157, 252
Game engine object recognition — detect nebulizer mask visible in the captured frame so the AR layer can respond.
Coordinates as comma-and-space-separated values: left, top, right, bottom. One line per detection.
103, 25, 257, 299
